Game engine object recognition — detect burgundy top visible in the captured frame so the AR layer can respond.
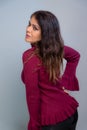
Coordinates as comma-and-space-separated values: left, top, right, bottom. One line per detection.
21, 45, 80, 130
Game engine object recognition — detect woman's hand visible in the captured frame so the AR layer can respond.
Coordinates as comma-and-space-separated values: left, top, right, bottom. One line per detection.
62, 87, 69, 94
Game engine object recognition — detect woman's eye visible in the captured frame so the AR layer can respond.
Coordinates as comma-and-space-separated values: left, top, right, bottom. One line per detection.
33, 26, 38, 31
27, 21, 39, 31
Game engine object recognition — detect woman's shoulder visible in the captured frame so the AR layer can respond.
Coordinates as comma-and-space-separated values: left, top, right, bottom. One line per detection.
22, 47, 34, 61
22, 47, 41, 65
23, 47, 35, 57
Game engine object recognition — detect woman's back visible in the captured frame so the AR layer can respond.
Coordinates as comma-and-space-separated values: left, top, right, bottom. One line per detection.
21, 45, 80, 126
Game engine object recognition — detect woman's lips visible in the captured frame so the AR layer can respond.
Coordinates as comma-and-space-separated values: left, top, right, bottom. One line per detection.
25, 34, 31, 38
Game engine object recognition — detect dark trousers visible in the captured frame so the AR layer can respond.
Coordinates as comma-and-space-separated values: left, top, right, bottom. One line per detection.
42, 110, 78, 130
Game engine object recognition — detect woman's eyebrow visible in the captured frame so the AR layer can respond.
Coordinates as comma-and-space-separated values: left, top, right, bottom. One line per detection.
29, 21, 40, 29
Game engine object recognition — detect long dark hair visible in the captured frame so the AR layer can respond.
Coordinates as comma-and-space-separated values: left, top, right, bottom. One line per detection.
31, 10, 64, 83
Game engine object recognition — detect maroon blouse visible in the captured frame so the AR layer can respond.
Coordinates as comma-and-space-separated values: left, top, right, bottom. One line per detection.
21, 45, 80, 130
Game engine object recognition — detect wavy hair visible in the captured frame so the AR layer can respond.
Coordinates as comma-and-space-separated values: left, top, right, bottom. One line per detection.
31, 10, 64, 83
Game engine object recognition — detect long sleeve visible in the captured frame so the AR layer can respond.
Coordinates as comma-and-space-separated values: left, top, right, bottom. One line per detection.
22, 50, 41, 130
61, 45, 80, 91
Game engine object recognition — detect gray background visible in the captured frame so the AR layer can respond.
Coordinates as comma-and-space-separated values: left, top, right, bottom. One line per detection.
0, 0, 87, 130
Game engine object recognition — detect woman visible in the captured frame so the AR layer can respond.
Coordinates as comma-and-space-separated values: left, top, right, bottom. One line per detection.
21, 10, 80, 130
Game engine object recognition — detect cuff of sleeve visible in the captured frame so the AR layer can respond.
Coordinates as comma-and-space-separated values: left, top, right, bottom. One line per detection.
61, 75, 79, 91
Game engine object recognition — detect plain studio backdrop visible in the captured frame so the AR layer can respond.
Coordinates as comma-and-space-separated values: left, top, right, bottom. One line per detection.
0, 0, 87, 130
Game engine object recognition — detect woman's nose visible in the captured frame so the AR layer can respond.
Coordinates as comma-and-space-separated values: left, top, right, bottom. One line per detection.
26, 26, 32, 32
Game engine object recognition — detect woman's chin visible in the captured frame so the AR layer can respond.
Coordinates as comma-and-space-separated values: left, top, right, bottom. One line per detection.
25, 38, 30, 42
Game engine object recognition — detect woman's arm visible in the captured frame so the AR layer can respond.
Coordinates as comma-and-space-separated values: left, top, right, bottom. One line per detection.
22, 52, 41, 130
61, 45, 80, 91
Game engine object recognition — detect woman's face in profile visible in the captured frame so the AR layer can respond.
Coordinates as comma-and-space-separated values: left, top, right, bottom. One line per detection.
25, 16, 41, 44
